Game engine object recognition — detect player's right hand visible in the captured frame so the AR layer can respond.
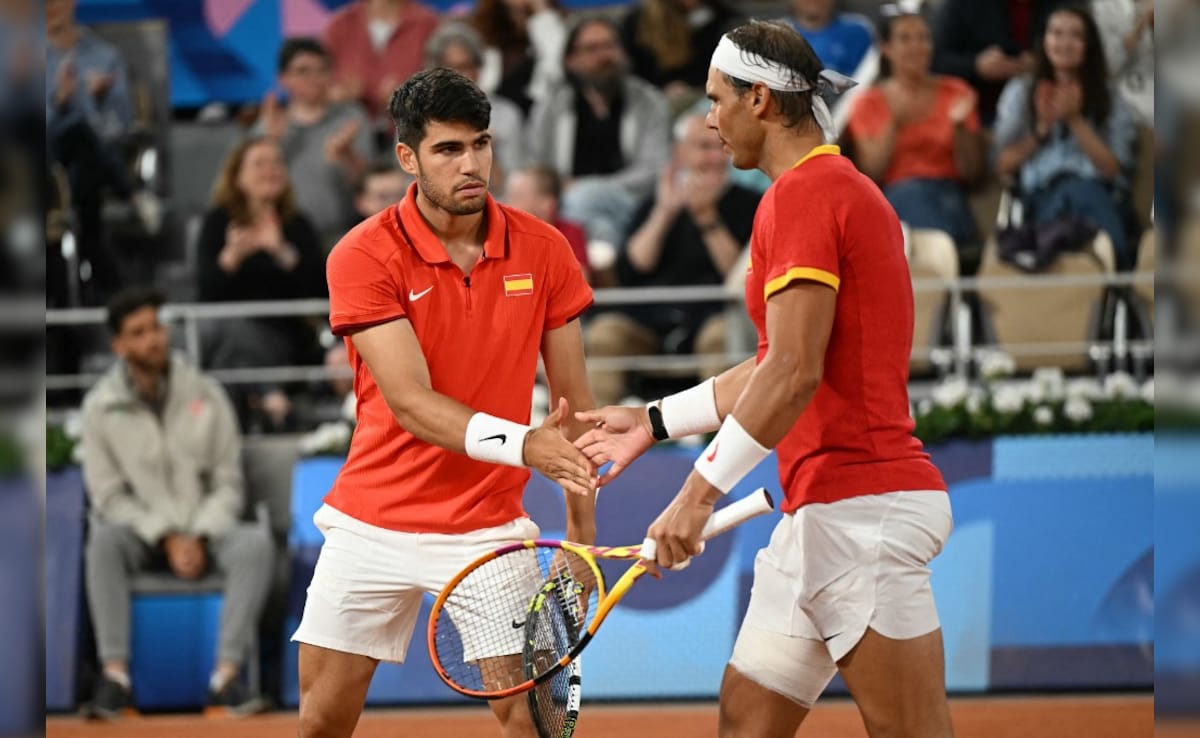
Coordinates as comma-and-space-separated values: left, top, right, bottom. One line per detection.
573, 405, 655, 485
524, 397, 598, 496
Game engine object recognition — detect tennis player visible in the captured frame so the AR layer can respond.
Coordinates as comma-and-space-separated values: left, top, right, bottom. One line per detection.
576, 20, 955, 738
294, 68, 599, 738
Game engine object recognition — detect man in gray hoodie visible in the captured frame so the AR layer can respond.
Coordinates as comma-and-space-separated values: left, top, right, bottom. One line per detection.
80, 286, 272, 719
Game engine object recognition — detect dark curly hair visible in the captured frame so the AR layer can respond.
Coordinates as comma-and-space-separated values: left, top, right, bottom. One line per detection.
388, 68, 491, 150
722, 20, 824, 131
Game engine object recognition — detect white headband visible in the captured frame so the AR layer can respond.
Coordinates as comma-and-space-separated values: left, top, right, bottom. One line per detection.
710, 34, 857, 142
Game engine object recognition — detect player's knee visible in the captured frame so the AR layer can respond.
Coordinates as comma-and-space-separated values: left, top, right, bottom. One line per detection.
727, 624, 837, 709
296, 703, 354, 738
490, 697, 537, 738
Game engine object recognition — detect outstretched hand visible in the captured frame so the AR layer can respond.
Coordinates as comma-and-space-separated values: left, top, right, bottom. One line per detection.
525, 397, 598, 497
573, 405, 656, 485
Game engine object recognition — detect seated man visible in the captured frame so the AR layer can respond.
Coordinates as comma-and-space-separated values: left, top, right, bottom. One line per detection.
80, 286, 273, 719
504, 164, 593, 283
584, 112, 760, 406
526, 15, 672, 246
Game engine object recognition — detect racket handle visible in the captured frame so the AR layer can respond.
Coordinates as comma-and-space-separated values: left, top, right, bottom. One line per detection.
640, 487, 775, 564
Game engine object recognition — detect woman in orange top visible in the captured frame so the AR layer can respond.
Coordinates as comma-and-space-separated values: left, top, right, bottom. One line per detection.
847, 9, 984, 267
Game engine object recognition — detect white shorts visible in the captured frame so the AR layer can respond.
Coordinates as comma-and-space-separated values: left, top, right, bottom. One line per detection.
740, 490, 952, 663
291, 504, 541, 663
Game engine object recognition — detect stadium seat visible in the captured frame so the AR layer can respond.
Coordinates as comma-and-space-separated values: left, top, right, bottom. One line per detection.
908, 228, 958, 375
1131, 228, 1155, 332
976, 199, 1114, 372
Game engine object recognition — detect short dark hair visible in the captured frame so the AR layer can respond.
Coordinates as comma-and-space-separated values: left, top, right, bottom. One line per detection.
354, 158, 406, 196
723, 21, 825, 131
278, 37, 329, 74
519, 165, 563, 200
388, 68, 491, 149
106, 285, 165, 335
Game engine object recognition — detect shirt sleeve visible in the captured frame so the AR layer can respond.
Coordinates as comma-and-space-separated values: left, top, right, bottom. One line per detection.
760, 180, 841, 301
326, 241, 406, 335
543, 230, 594, 330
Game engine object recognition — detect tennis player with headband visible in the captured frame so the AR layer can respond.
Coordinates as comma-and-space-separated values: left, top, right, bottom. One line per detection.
576, 20, 955, 738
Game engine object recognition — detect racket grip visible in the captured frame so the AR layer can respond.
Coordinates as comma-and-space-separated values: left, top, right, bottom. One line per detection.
639, 488, 775, 564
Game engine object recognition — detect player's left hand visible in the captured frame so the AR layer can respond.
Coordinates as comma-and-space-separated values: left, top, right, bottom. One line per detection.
643, 473, 720, 569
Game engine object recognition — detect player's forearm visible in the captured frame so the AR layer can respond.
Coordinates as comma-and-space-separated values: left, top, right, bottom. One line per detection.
728, 350, 819, 448
385, 385, 479, 455
713, 357, 757, 421
563, 490, 597, 544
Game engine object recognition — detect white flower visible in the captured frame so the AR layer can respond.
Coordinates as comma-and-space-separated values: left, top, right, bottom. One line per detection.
978, 350, 1016, 381
71, 442, 86, 465
1066, 377, 1104, 401
965, 388, 985, 415
1140, 379, 1154, 405
1103, 371, 1139, 401
299, 422, 352, 456
931, 376, 970, 409
1033, 405, 1055, 426
917, 398, 933, 416
1021, 380, 1046, 405
63, 410, 84, 441
1031, 367, 1066, 402
1064, 396, 1094, 423
991, 385, 1025, 414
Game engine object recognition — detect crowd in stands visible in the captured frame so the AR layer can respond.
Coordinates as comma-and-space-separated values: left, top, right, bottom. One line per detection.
46, 0, 1157, 428
41, 0, 1159, 717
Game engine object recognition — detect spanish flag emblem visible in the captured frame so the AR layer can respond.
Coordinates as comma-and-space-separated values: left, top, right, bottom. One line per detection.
503, 273, 534, 297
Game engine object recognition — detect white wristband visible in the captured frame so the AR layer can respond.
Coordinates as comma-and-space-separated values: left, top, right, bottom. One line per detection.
693, 415, 770, 494
654, 377, 721, 439
464, 412, 532, 468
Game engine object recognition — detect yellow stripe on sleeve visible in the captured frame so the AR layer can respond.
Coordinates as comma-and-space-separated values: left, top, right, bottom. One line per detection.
763, 267, 840, 299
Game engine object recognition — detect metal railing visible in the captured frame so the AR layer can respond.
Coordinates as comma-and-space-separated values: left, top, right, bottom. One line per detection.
44, 272, 1159, 394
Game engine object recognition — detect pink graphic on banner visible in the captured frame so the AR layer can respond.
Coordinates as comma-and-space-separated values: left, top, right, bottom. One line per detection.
284, 0, 333, 36
205, 0, 257, 37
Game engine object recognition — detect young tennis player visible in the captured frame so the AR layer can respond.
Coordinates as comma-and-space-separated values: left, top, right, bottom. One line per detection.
293, 68, 599, 738
576, 20, 956, 738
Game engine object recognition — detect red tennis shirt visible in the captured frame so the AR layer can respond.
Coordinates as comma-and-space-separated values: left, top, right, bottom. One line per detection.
324, 183, 593, 533
744, 145, 946, 512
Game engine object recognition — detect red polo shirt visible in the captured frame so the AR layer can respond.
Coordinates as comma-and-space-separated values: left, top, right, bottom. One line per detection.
325, 183, 593, 533
745, 145, 945, 512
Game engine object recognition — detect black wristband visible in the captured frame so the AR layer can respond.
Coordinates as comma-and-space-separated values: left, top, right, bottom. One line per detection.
647, 403, 670, 441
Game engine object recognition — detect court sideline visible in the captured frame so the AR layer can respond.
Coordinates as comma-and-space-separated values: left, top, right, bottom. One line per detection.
46, 693, 1157, 737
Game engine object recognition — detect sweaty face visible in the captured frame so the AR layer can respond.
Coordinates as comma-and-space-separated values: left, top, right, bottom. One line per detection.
113, 305, 169, 374
399, 119, 492, 216
704, 66, 764, 171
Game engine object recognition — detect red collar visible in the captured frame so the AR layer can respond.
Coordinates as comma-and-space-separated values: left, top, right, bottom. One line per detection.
394, 182, 508, 263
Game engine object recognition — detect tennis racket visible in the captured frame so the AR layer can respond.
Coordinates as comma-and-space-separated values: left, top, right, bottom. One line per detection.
428, 487, 775, 700
525, 576, 583, 738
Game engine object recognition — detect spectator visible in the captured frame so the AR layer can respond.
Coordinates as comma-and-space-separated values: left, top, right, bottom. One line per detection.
1092, 0, 1153, 125
352, 159, 411, 222
994, 4, 1137, 267
195, 137, 328, 430
783, 0, 876, 78
256, 38, 373, 251
322, 0, 440, 124
848, 9, 984, 265
584, 112, 760, 406
504, 164, 593, 282
620, 0, 742, 105
527, 15, 672, 247
470, 0, 567, 114
424, 22, 525, 191
45, 0, 137, 303
933, 0, 1069, 124
80, 286, 273, 719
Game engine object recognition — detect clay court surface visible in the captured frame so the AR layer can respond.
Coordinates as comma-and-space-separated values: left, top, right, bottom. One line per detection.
46, 693, 1172, 738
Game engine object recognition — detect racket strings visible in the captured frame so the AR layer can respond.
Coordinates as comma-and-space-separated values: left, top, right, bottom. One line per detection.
431, 546, 599, 694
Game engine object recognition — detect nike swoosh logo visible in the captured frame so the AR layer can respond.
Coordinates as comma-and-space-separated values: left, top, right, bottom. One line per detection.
408, 286, 433, 301
512, 618, 526, 629
706, 441, 720, 463
480, 433, 507, 445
